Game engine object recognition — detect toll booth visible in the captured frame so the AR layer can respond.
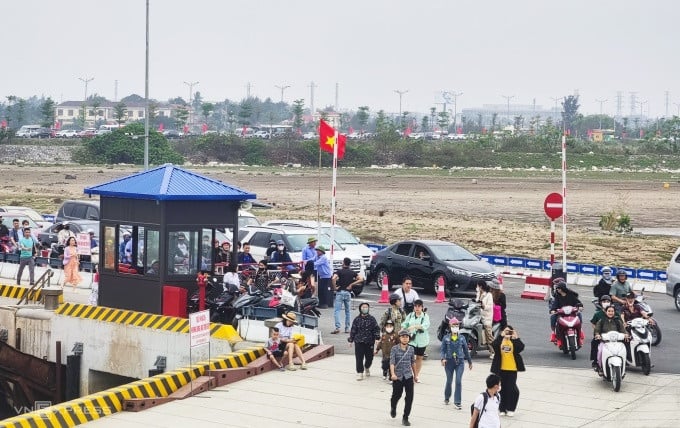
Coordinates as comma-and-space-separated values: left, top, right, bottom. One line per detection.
84, 164, 255, 314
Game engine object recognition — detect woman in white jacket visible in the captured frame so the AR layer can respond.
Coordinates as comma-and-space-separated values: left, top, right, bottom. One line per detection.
476, 280, 495, 359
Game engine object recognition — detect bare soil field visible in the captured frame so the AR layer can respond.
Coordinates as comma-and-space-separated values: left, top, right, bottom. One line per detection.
2, 164, 678, 270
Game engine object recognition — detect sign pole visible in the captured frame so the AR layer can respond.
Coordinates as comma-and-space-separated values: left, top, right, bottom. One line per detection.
561, 134, 567, 267
550, 220, 555, 267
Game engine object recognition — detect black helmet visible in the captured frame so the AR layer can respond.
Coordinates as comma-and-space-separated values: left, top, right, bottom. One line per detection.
616, 269, 627, 278
389, 293, 402, 306
599, 294, 612, 302
555, 281, 568, 292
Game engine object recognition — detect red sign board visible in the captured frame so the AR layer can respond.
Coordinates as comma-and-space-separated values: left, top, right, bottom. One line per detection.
544, 192, 563, 220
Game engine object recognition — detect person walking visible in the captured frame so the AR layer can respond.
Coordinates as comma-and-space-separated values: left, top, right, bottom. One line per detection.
375, 319, 398, 381
401, 299, 430, 381
390, 329, 417, 426
490, 325, 525, 417
332, 257, 363, 334
476, 280, 495, 358
16, 228, 37, 286
63, 236, 81, 291
440, 318, 472, 409
469, 374, 502, 428
380, 293, 406, 331
314, 246, 332, 308
347, 302, 380, 381
489, 279, 507, 329
397, 276, 419, 314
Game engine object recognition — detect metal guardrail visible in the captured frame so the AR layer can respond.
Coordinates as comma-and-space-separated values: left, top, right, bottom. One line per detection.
17, 268, 54, 305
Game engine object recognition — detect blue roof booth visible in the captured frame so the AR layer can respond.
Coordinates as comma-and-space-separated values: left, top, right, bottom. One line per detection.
84, 164, 255, 314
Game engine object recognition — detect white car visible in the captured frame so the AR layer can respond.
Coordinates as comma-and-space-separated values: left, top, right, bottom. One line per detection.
666, 246, 680, 311
302, 132, 317, 140
261, 219, 374, 274
253, 131, 270, 139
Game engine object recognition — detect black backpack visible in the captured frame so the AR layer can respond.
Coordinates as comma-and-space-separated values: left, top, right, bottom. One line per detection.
470, 391, 495, 428
437, 320, 450, 342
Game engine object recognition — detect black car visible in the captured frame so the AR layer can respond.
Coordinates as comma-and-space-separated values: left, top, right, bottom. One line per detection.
369, 239, 496, 295
38, 220, 99, 248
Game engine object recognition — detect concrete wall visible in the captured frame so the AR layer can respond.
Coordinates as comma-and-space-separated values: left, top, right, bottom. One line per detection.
0, 261, 94, 289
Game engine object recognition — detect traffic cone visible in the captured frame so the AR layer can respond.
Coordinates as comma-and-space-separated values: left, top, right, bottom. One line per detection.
434, 275, 446, 303
378, 274, 390, 303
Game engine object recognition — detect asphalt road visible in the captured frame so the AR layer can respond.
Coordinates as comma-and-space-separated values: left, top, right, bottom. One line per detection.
318, 278, 679, 375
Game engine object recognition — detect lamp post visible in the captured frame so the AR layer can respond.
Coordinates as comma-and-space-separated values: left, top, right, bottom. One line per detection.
443, 91, 463, 131
501, 95, 514, 127
144, 0, 150, 170
274, 84, 291, 103
595, 98, 608, 130
78, 77, 94, 128
674, 102, 680, 117
183, 81, 199, 127
394, 89, 408, 127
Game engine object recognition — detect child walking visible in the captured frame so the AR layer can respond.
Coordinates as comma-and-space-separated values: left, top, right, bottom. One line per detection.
375, 319, 399, 381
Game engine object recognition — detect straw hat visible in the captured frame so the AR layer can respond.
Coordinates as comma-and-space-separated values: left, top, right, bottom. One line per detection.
282, 312, 297, 323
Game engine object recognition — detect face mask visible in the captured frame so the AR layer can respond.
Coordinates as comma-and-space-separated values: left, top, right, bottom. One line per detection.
360, 308, 369, 315
277, 245, 284, 250
497, 385, 502, 392
385, 327, 394, 333
451, 327, 459, 334
601, 302, 610, 309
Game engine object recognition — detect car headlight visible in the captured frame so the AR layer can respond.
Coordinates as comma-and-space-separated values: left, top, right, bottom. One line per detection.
447, 266, 471, 276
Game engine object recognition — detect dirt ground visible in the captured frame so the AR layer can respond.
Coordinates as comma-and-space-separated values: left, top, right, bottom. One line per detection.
2, 164, 678, 270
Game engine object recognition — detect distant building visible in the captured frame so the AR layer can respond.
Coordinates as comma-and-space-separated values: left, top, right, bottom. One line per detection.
55, 101, 176, 127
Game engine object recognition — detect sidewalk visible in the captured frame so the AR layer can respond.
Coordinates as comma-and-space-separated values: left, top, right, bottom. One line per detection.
82, 353, 680, 428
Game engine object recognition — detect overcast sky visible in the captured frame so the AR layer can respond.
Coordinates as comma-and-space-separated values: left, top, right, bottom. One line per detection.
3, 0, 678, 117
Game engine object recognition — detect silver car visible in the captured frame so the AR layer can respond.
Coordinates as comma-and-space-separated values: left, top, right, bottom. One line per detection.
666, 246, 680, 311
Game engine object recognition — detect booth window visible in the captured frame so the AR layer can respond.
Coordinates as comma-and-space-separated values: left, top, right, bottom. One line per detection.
168, 231, 198, 275
200, 228, 215, 272
145, 230, 160, 276
103, 226, 116, 270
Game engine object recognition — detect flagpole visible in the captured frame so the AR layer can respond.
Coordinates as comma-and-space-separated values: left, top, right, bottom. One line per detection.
317, 144, 322, 226
329, 130, 339, 267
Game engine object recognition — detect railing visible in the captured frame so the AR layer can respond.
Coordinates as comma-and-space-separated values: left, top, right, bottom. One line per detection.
17, 268, 54, 305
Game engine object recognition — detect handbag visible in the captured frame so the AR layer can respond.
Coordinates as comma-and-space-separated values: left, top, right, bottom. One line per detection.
493, 304, 502, 323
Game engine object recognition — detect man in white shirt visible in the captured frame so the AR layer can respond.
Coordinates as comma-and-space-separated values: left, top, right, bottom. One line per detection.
398, 277, 420, 314
469, 374, 501, 428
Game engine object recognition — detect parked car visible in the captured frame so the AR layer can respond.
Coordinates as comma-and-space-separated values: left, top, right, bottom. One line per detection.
78, 129, 96, 138
15, 125, 41, 138
261, 220, 373, 274
94, 129, 112, 136
38, 220, 99, 248
0, 206, 52, 229
0, 212, 41, 233
162, 129, 182, 139
666, 246, 680, 311
369, 239, 496, 295
238, 225, 364, 295
55, 200, 100, 223
252, 130, 270, 139
302, 132, 317, 140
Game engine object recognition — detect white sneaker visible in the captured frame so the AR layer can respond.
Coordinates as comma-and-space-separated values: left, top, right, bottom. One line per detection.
506, 411, 515, 417
364, 368, 370, 377
356, 373, 364, 381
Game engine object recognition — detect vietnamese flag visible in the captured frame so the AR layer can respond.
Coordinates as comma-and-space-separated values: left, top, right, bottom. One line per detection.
349, 126, 355, 134
404, 126, 412, 137
319, 119, 346, 159
0, 120, 6, 129
54, 121, 61, 130
183, 125, 189, 134
158, 123, 164, 132
202, 123, 208, 134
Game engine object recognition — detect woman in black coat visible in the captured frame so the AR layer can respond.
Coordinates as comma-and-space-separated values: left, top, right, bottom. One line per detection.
490, 325, 525, 416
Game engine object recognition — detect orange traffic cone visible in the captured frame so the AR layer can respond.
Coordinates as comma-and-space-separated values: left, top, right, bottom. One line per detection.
378, 274, 390, 303
434, 275, 446, 303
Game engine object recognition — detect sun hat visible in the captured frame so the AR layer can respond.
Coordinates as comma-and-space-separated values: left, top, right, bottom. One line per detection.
282, 312, 297, 323
307, 237, 317, 244
315, 245, 326, 254
449, 317, 460, 325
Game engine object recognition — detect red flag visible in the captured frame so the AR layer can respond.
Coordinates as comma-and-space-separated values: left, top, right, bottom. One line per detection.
457, 126, 463, 134
54, 121, 61, 130
404, 126, 412, 137
158, 123, 164, 132
0, 120, 6, 129
183, 125, 189, 134
202, 123, 208, 133
241, 125, 247, 136
319, 119, 346, 159
349, 126, 355, 134
640, 129, 644, 138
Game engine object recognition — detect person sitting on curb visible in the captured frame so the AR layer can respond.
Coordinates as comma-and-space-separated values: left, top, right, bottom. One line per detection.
275, 312, 307, 371
264, 327, 288, 371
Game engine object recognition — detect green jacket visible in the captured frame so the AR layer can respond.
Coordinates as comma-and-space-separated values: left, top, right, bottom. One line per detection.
402, 311, 430, 348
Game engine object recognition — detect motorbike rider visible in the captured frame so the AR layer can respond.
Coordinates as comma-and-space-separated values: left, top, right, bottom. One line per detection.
269, 240, 297, 272
621, 291, 653, 325
609, 269, 632, 308
594, 305, 628, 376
589, 294, 617, 368
593, 266, 614, 299
549, 281, 583, 343
247, 260, 272, 293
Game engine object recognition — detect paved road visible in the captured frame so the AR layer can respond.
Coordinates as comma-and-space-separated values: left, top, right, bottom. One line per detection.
320, 278, 679, 374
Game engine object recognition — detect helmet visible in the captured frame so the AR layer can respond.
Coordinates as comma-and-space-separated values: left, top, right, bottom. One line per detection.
599, 294, 612, 302
601, 266, 611, 273
555, 281, 568, 292
389, 293, 402, 306
448, 317, 460, 325
616, 269, 627, 278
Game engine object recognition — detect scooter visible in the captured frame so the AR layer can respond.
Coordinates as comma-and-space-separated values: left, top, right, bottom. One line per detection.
598, 331, 627, 392
437, 298, 468, 341
635, 289, 661, 346
230, 288, 269, 328
553, 305, 583, 360
626, 318, 652, 375
459, 299, 501, 357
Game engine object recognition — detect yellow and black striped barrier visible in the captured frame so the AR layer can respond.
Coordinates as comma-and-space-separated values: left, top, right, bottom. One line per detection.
0, 347, 264, 428
55, 303, 241, 344
0, 283, 64, 304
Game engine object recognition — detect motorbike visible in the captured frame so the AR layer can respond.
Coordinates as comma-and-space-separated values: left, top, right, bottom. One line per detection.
459, 299, 501, 357
436, 298, 468, 341
598, 331, 627, 392
230, 288, 269, 328
186, 277, 239, 323
626, 318, 652, 375
552, 305, 583, 360
634, 289, 661, 346
0, 236, 16, 254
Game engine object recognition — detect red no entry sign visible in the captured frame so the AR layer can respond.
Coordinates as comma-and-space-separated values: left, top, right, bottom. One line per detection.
544, 192, 563, 219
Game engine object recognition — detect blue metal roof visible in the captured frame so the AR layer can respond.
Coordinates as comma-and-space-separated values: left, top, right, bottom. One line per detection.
84, 164, 256, 201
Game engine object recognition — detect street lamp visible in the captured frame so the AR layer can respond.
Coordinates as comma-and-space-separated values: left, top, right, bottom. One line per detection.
274, 84, 291, 103
595, 98, 608, 130
144, 0, 150, 170
78, 77, 94, 128
183, 81, 199, 128
443, 91, 463, 130
674, 102, 680, 117
501, 95, 515, 127
394, 89, 408, 127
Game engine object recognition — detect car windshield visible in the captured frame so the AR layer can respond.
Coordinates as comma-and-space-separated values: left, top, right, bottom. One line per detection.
429, 244, 479, 261
320, 226, 359, 245
285, 233, 344, 252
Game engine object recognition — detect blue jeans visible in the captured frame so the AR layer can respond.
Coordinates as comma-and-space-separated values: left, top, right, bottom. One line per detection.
334, 290, 351, 330
443, 359, 465, 405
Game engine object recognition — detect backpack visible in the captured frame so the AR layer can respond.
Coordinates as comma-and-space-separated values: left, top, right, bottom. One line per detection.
436, 320, 449, 342
470, 391, 495, 428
